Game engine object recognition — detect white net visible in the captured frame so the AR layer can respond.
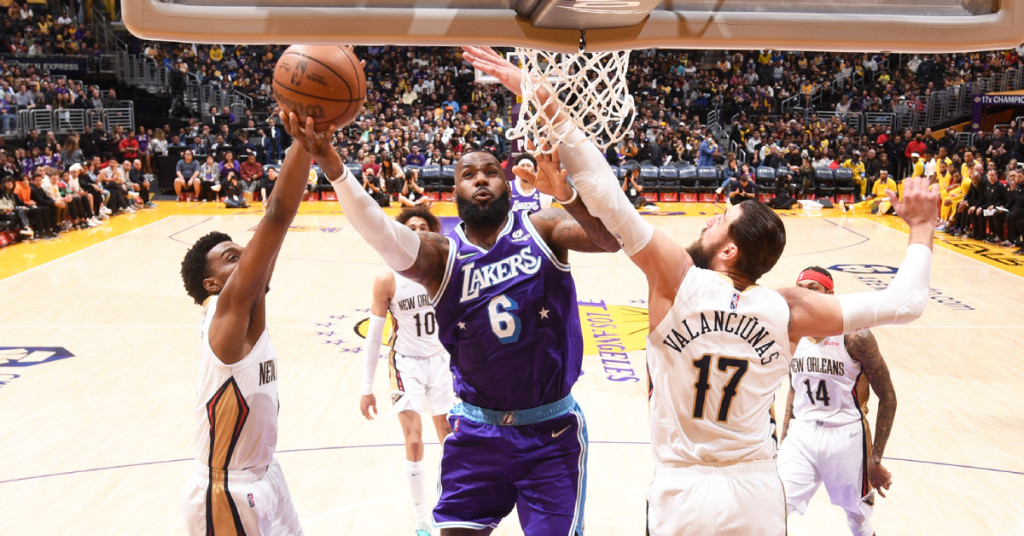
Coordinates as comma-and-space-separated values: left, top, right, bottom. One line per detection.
506, 48, 635, 155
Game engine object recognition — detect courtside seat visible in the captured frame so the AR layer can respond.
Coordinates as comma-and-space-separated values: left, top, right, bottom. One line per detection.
344, 162, 363, 181
755, 166, 776, 198
678, 165, 699, 202
657, 165, 679, 201
833, 167, 857, 201
640, 165, 660, 202
440, 164, 456, 196
420, 165, 442, 192
697, 166, 720, 201
815, 167, 836, 198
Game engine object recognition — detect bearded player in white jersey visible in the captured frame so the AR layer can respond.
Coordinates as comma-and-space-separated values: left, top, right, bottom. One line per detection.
178, 113, 314, 535
360, 206, 456, 536
779, 266, 897, 536
465, 46, 936, 536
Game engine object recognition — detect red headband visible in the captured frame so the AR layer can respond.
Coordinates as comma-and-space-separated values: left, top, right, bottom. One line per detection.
797, 270, 834, 291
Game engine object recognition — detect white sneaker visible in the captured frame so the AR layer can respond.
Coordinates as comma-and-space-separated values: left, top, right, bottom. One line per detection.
100, 206, 112, 215
715, 187, 723, 194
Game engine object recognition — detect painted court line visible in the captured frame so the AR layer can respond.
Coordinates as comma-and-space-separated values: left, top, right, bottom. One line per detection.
0, 218, 169, 282
3, 441, 1020, 485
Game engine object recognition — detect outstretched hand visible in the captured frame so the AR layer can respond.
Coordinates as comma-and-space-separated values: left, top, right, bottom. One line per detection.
280, 111, 344, 179
280, 111, 333, 157
461, 46, 523, 96
887, 176, 940, 227
513, 143, 574, 202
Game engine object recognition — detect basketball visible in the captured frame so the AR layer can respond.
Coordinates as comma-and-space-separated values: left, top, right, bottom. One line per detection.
272, 45, 366, 131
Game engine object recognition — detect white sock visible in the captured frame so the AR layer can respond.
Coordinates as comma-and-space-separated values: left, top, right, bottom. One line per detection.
406, 459, 429, 524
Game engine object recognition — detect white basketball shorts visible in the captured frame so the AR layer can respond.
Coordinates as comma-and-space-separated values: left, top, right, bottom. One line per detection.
777, 418, 874, 516
647, 460, 786, 536
390, 351, 457, 415
183, 458, 303, 536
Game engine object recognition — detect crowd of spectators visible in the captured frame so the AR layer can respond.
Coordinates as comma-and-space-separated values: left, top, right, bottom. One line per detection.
4, 2, 1024, 250
1, 0, 101, 58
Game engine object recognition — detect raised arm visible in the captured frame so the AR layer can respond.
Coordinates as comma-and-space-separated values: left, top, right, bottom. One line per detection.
463, 46, 694, 326
782, 175, 937, 343
209, 119, 310, 363
285, 114, 449, 295
514, 150, 619, 256
846, 329, 896, 497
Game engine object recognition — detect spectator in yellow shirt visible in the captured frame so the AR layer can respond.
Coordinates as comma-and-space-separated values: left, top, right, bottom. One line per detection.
842, 150, 867, 200
839, 170, 897, 214
939, 170, 971, 228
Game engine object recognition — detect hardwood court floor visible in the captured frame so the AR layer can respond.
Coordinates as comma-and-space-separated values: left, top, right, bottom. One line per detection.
1, 200, 1021, 535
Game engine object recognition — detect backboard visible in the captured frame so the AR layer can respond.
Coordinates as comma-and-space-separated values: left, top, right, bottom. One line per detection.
121, 0, 1024, 53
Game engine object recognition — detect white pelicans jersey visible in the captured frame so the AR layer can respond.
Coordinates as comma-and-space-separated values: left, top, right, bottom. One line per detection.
789, 334, 868, 426
389, 271, 446, 358
193, 295, 279, 472
647, 267, 793, 466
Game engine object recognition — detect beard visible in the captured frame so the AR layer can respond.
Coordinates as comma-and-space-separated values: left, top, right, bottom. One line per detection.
456, 190, 511, 227
686, 229, 721, 270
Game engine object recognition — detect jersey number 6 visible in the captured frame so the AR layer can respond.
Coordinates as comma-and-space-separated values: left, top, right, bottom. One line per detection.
488, 294, 521, 344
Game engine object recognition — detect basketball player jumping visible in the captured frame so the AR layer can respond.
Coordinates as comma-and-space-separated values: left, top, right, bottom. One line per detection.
179, 115, 314, 535
464, 45, 936, 536
360, 206, 457, 536
286, 114, 619, 535
779, 266, 897, 536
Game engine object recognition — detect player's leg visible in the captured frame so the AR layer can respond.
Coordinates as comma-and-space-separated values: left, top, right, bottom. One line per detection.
820, 421, 875, 536
398, 409, 434, 533
431, 414, 452, 443
393, 354, 433, 533
513, 407, 587, 535
181, 466, 275, 536
434, 416, 516, 534
398, 410, 426, 461
426, 352, 457, 443
646, 467, 718, 535
649, 462, 786, 536
264, 459, 304, 536
777, 420, 825, 516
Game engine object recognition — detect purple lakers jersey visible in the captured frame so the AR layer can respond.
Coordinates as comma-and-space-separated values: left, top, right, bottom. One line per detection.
510, 179, 544, 213
433, 211, 583, 410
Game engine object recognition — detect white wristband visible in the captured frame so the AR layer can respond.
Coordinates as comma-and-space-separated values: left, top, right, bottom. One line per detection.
555, 188, 578, 205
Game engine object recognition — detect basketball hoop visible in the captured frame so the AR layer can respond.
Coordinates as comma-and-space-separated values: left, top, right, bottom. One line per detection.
506, 47, 635, 155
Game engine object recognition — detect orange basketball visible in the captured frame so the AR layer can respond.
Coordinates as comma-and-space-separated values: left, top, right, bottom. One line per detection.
272, 45, 366, 131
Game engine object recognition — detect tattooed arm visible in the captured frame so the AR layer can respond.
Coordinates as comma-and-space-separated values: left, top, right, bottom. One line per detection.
846, 329, 898, 497
779, 374, 796, 443
530, 198, 620, 262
